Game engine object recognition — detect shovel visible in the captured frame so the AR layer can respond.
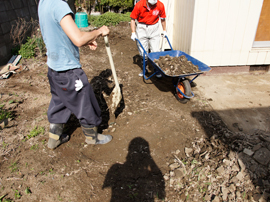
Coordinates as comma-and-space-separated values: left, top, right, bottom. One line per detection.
104, 35, 122, 117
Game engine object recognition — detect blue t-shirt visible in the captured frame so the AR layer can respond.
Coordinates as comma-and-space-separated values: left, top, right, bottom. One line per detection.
38, 0, 81, 71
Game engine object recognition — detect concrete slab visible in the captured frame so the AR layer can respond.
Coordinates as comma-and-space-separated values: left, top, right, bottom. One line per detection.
195, 72, 270, 134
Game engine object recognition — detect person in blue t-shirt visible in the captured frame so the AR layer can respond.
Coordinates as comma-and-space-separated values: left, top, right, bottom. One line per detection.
38, 0, 112, 149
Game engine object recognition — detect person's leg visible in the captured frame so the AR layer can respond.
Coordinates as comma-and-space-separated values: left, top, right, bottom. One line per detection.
148, 23, 160, 53
47, 68, 72, 149
81, 123, 112, 144
148, 23, 162, 78
136, 24, 149, 76
52, 68, 112, 145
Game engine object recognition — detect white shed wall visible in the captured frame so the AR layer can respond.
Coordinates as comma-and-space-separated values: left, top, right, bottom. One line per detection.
172, 0, 269, 67
159, 0, 175, 50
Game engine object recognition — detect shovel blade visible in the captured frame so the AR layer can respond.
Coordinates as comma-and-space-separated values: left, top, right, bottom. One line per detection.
108, 85, 122, 115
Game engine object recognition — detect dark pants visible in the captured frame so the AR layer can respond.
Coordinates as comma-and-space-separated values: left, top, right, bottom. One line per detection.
47, 68, 102, 126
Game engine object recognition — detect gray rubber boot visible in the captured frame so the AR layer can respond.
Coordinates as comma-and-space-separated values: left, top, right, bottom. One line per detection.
48, 123, 69, 149
81, 124, 112, 145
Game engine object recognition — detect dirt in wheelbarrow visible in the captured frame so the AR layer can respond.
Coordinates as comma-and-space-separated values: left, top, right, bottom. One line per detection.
154, 55, 201, 76
0, 21, 269, 202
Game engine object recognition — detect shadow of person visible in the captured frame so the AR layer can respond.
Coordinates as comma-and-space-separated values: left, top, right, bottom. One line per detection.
102, 137, 165, 202
90, 69, 125, 132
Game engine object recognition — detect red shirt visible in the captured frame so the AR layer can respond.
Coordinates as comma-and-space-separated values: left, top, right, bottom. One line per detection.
130, 0, 166, 25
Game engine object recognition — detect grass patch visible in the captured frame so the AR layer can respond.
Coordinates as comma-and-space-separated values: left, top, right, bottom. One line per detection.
23, 126, 45, 141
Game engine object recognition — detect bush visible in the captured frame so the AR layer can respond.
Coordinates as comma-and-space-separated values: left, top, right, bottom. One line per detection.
18, 37, 37, 59
18, 34, 45, 59
88, 12, 131, 27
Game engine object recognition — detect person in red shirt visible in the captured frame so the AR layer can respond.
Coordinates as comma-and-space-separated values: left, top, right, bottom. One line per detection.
130, 0, 167, 77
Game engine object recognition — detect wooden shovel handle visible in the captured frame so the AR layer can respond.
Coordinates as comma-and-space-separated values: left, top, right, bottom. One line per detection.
104, 36, 120, 87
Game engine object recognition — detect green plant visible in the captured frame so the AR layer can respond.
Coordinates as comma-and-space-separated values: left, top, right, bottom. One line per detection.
9, 161, 19, 173
19, 37, 36, 58
23, 126, 45, 141
14, 190, 21, 199
25, 187, 31, 194
30, 144, 39, 150
2, 141, 8, 149
89, 12, 131, 27
0, 105, 12, 121
49, 168, 54, 175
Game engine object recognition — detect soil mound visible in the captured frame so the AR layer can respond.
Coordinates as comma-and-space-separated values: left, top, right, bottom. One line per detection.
154, 55, 201, 76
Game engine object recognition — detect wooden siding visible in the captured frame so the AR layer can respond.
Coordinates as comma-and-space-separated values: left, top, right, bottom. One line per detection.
172, 0, 269, 66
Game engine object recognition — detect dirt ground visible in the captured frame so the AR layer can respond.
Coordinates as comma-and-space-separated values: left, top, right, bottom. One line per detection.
0, 22, 269, 202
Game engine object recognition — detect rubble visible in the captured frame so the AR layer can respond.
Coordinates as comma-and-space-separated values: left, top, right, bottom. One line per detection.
163, 127, 270, 201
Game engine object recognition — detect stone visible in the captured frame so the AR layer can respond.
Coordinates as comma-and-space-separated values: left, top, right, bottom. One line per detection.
243, 148, 254, 156
174, 168, 185, 179
253, 148, 270, 165
169, 162, 179, 170
185, 147, 193, 157
216, 166, 225, 175
237, 158, 246, 171
222, 187, 229, 201
212, 195, 220, 202
253, 143, 262, 151
236, 172, 244, 181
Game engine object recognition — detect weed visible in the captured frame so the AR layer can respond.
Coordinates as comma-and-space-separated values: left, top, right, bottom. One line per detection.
25, 187, 31, 194
0, 105, 12, 121
19, 37, 36, 58
191, 159, 198, 164
49, 168, 54, 175
58, 195, 63, 201
9, 161, 19, 173
14, 190, 21, 199
25, 162, 28, 168
30, 144, 39, 150
0, 194, 6, 200
76, 160, 81, 163
23, 126, 45, 141
2, 141, 8, 149
243, 191, 246, 199
186, 193, 189, 200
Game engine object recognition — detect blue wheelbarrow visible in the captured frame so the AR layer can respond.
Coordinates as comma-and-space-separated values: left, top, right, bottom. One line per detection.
135, 36, 211, 104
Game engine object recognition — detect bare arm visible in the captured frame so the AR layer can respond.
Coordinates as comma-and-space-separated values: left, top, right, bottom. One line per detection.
161, 19, 166, 31
60, 14, 109, 47
131, 18, 136, 33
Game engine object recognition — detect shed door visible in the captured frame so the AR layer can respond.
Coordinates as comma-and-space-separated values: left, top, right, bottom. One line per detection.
253, 0, 270, 47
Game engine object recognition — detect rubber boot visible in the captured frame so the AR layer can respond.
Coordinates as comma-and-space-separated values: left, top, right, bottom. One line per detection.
48, 123, 69, 149
81, 124, 112, 145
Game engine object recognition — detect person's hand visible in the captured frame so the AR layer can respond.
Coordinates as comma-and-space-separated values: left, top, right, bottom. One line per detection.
131, 32, 137, 41
162, 31, 167, 37
75, 79, 83, 91
98, 26, 110, 36
89, 41, 97, 50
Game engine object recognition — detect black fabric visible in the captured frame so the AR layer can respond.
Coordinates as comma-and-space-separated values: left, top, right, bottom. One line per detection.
47, 68, 102, 126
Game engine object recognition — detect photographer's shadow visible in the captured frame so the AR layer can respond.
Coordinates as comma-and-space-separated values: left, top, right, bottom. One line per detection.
102, 137, 165, 202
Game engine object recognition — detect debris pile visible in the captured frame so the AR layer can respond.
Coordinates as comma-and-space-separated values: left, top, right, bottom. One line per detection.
164, 129, 270, 202
153, 55, 201, 76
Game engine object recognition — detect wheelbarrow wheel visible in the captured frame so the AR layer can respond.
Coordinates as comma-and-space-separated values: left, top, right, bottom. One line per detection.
175, 79, 192, 104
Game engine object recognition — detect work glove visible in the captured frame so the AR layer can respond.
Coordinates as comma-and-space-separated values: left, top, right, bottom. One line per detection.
75, 79, 83, 91
131, 32, 137, 41
162, 31, 167, 37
